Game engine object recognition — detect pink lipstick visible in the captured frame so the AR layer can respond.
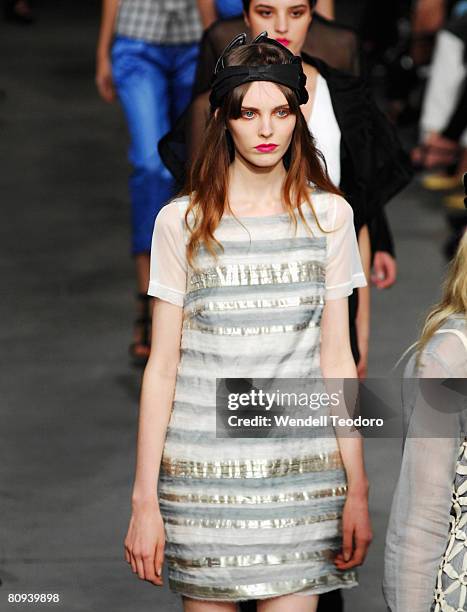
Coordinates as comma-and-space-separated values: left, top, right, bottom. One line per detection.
255, 144, 279, 153
276, 38, 290, 47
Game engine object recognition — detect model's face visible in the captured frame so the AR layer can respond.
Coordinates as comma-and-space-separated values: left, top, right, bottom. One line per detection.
245, 0, 312, 56
227, 81, 296, 169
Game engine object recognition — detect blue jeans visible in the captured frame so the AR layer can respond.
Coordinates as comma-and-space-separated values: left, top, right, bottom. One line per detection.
215, 0, 243, 18
111, 36, 199, 255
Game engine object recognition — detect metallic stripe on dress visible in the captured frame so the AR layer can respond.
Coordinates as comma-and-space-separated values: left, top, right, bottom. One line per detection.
166, 548, 335, 568
188, 260, 326, 292
168, 572, 357, 599
163, 511, 341, 529
183, 319, 320, 336
183, 282, 325, 307
184, 295, 325, 318
161, 450, 343, 479
158, 485, 347, 505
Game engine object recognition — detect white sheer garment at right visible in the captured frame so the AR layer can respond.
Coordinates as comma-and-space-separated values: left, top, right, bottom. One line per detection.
383, 317, 467, 612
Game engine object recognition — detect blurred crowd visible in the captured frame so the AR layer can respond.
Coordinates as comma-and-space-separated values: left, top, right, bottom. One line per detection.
356, 0, 467, 257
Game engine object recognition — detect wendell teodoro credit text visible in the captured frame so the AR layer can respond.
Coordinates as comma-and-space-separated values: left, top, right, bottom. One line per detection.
226, 415, 384, 427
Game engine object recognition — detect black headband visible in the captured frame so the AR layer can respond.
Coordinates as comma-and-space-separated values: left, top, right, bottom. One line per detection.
209, 32, 309, 109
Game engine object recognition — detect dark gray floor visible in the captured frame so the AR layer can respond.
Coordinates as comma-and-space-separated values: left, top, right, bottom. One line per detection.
0, 2, 453, 611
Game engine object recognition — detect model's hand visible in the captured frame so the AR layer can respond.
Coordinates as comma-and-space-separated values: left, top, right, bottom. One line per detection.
124, 502, 166, 586
412, 132, 459, 168
371, 251, 397, 289
96, 54, 116, 103
333, 490, 372, 570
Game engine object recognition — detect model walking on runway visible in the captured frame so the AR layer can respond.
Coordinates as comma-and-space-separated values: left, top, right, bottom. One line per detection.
96, 0, 202, 362
124, 33, 372, 611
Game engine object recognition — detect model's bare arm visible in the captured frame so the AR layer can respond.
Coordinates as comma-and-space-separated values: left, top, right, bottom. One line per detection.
124, 299, 183, 586
96, 0, 119, 102
197, 0, 218, 29
315, 0, 335, 20
320, 297, 372, 569
356, 225, 371, 379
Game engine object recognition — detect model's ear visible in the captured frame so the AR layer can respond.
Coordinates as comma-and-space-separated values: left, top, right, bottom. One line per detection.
243, 11, 250, 28
214, 108, 220, 120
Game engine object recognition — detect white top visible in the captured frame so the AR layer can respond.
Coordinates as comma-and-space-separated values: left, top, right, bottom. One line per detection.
147, 191, 366, 305
308, 74, 342, 188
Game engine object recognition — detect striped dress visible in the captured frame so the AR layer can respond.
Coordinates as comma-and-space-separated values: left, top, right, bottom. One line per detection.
147, 190, 367, 601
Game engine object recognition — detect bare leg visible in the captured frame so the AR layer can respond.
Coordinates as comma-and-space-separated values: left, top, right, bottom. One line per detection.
182, 596, 238, 612
257, 593, 319, 612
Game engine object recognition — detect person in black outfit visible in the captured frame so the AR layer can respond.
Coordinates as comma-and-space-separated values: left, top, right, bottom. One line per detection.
158, 1, 414, 610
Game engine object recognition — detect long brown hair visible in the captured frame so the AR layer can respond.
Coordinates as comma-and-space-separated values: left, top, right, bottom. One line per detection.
181, 42, 343, 269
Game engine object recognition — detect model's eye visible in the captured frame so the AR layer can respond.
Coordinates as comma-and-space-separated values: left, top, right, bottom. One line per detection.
257, 10, 273, 17
276, 108, 290, 117
291, 10, 306, 18
241, 110, 256, 119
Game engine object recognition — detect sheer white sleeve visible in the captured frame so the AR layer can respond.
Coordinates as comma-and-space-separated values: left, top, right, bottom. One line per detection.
325, 195, 367, 300
147, 201, 187, 307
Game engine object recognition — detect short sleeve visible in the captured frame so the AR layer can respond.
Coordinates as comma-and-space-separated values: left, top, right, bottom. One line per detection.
147, 201, 187, 307
325, 195, 367, 300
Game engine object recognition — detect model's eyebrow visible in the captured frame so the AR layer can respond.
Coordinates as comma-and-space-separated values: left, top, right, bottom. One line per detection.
254, 3, 308, 8
241, 105, 290, 112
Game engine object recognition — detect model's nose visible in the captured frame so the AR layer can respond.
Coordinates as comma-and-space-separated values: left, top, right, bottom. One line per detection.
258, 116, 273, 138
274, 14, 288, 34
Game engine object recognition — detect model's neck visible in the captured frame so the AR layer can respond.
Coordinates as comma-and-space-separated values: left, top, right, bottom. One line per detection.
227, 158, 287, 212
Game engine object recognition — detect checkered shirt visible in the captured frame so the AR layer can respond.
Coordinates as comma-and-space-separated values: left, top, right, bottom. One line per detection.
116, 0, 203, 45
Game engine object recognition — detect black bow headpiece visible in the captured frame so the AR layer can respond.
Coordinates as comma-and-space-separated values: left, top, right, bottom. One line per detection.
209, 31, 309, 109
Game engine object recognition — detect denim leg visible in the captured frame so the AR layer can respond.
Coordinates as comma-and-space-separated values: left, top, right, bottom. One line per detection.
168, 42, 200, 123
111, 37, 175, 255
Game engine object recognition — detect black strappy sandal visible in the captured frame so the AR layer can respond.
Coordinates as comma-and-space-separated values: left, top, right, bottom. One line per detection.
129, 293, 152, 364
